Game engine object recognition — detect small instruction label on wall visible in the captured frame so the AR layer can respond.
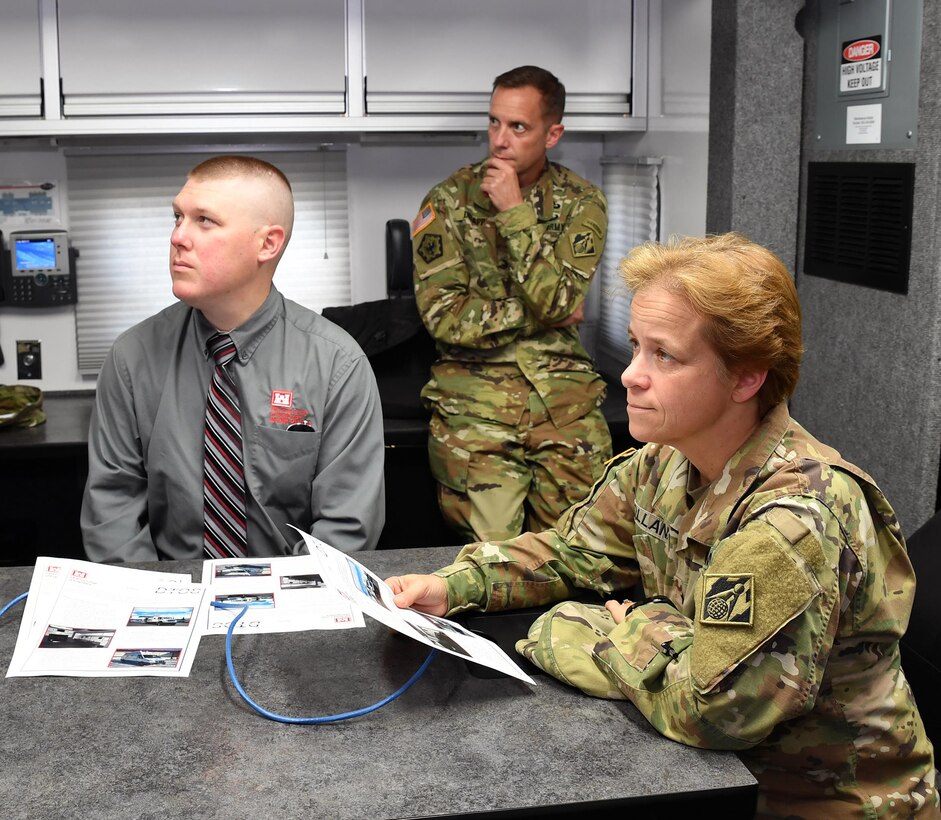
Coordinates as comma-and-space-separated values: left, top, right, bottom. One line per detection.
846, 104, 882, 144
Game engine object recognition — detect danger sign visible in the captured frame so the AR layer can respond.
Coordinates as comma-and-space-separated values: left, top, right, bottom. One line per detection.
840, 35, 883, 94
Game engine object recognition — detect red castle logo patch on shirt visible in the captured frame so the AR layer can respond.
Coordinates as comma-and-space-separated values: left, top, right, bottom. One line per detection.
272, 390, 293, 408
269, 389, 314, 428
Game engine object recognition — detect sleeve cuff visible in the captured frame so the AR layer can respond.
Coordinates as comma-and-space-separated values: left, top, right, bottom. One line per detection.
494, 202, 537, 235
434, 561, 489, 615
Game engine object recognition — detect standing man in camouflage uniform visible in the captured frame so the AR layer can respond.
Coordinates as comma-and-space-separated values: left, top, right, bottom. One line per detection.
411, 65, 612, 543
389, 233, 938, 818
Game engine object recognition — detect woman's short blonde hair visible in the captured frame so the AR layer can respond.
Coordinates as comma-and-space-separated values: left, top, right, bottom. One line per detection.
619, 232, 803, 413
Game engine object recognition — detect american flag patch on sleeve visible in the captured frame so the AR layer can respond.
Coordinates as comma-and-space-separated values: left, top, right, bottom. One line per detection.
411, 203, 436, 237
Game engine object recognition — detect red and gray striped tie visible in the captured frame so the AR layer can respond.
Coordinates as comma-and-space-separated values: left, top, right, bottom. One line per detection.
203, 332, 248, 558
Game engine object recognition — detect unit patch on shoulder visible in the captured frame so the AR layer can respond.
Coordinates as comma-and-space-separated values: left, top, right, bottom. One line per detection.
411, 203, 436, 238
583, 217, 605, 239
417, 233, 444, 264
700, 574, 753, 626
571, 230, 597, 258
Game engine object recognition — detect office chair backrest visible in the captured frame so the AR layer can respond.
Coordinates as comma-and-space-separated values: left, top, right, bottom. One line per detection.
899, 508, 941, 749
385, 218, 412, 298
320, 217, 434, 419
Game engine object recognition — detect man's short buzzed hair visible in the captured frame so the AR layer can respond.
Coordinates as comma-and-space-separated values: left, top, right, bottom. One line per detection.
188, 154, 292, 194
492, 65, 565, 124
187, 154, 293, 193
188, 155, 295, 249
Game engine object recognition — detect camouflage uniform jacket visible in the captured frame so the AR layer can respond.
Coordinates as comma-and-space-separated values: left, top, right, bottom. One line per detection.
412, 159, 608, 427
435, 403, 938, 817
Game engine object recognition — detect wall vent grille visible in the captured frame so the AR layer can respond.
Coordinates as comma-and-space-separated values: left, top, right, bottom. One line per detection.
803, 161, 913, 294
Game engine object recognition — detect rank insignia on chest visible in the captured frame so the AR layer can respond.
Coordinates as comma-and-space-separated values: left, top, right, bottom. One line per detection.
417, 232, 444, 264
700, 574, 754, 626
571, 230, 597, 258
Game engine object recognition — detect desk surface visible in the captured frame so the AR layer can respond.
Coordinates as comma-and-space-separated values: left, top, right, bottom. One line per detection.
0, 385, 634, 454
0, 392, 95, 454
0, 548, 756, 820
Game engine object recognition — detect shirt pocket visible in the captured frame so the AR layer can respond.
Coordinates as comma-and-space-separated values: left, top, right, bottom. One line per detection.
249, 426, 322, 515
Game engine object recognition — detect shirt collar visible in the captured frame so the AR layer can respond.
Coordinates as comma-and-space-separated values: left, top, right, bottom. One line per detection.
678, 403, 793, 551
196, 285, 283, 365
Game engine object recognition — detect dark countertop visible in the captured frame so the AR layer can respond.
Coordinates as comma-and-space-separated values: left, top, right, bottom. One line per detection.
0, 391, 95, 455
0, 547, 756, 819
0, 385, 634, 454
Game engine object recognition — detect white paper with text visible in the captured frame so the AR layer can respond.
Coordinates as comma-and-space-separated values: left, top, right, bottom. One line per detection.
297, 530, 535, 685
197, 555, 364, 635
7, 558, 202, 678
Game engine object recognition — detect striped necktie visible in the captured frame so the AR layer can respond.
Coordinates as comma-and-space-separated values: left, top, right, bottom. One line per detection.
203, 332, 248, 558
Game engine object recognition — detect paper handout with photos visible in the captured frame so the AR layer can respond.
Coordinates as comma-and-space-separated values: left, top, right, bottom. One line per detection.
295, 529, 536, 685
198, 555, 364, 635
7, 558, 203, 678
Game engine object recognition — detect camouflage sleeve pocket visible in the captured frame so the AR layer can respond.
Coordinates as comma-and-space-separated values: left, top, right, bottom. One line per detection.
518, 600, 692, 699
558, 257, 593, 279
414, 250, 463, 280
516, 601, 629, 700
690, 519, 822, 694
599, 606, 691, 674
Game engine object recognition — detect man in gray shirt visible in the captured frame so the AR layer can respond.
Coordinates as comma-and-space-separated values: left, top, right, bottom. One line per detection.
81, 155, 385, 561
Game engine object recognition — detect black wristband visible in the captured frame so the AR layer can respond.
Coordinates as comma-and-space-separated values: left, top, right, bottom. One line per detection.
622, 595, 678, 618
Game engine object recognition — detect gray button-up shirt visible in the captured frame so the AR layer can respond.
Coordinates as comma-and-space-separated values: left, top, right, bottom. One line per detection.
81, 286, 385, 561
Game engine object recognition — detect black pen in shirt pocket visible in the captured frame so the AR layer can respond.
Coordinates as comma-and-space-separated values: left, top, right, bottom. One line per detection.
287, 423, 315, 433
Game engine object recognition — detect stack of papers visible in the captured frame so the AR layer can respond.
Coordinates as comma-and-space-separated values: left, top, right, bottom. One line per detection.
3, 532, 534, 685
8, 560, 204, 678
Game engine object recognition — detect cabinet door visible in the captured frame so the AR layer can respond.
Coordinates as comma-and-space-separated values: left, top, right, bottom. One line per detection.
0, 0, 42, 117
57, 0, 346, 115
363, 0, 633, 115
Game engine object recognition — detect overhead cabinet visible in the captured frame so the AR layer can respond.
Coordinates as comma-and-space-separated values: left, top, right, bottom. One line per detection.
56, 0, 347, 116
0, 0, 43, 117
362, 0, 634, 116
0, 0, 645, 135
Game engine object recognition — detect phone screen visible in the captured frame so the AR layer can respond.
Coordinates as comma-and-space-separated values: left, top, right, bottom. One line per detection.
15, 238, 57, 271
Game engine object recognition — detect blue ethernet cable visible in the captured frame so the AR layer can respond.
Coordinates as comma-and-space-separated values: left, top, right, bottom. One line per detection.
0, 593, 435, 720
210, 601, 436, 724
0, 592, 27, 619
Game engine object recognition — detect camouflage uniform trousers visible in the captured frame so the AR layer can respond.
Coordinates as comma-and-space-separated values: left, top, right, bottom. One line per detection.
429, 391, 612, 543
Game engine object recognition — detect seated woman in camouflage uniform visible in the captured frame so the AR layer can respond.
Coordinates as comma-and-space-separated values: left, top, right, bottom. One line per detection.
387, 232, 938, 819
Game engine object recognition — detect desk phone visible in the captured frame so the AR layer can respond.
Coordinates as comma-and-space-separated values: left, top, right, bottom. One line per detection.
0, 229, 77, 307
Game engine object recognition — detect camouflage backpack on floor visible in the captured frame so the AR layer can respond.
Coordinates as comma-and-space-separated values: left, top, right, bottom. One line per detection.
0, 384, 45, 429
